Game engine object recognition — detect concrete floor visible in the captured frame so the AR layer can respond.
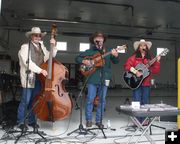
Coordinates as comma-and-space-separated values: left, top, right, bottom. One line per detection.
0, 87, 178, 143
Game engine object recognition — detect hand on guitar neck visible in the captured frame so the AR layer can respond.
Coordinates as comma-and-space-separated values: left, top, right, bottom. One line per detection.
111, 49, 118, 57
157, 55, 161, 62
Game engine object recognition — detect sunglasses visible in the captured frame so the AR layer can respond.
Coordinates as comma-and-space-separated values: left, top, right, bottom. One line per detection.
33, 34, 41, 37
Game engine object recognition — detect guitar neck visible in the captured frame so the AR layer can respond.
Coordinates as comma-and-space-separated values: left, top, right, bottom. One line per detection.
93, 50, 111, 61
94, 45, 126, 62
102, 51, 112, 58
95, 46, 121, 61
146, 55, 159, 68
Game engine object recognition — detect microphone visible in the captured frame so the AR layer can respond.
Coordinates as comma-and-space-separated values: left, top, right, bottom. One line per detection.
39, 42, 41, 47
143, 48, 147, 52
95, 40, 100, 45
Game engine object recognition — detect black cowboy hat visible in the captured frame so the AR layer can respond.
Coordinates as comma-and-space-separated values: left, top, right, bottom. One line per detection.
89, 31, 107, 44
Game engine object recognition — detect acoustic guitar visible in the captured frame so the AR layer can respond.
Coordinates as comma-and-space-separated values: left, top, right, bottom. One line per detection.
123, 48, 169, 90
80, 45, 127, 76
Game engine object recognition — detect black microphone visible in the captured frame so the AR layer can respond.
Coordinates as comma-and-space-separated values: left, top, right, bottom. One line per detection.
95, 40, 100, 45
39, 42, 41, 48
143, 48, 147, 52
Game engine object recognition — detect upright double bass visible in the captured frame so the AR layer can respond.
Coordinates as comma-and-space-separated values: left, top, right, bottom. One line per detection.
33, 24, 72, 121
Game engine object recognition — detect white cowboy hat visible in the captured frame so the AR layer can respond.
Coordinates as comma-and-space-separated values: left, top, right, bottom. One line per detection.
25, 27, 47, 38
133, 39, 152, 50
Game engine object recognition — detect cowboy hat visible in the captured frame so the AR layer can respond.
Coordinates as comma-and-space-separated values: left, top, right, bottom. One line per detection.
25, 27, 47, 38
133, 39, 152, 50
89, 31, 107, 44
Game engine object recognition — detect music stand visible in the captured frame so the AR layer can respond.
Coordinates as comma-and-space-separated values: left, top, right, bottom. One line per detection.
67, 76, 95, 136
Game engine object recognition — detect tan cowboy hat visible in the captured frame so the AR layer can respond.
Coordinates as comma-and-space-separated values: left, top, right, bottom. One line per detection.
133, 39, 152, 50
89, 31, 107, 44
25, 27, 47, 38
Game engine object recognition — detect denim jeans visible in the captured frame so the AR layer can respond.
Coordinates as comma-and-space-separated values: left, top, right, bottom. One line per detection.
86, 83, 108, 123
133, 86, 150, 105
17, 80, 41, 124
133, 86, 150, 123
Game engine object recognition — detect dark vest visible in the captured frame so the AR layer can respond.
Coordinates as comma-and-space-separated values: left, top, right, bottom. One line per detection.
30, 42, 44, 66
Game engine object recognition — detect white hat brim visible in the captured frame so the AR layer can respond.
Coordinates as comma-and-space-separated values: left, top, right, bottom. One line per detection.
25, 31, 47, 38
134, 41, 152, 50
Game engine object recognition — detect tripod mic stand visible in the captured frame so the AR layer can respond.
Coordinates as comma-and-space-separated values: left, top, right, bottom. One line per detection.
67, 76, 95, 136
87, 81, 116, 138
71, 93, 80, 110
87, 51, 116, 138
14, 98, 46, 143
87, 85, 107, 138
9, 41, 46, 143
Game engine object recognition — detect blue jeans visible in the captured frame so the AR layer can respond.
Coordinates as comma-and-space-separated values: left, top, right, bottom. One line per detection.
133, 86, 150, 105
17, 80, 41, 124
86, 83, 108, 123
133, 86, 150, 123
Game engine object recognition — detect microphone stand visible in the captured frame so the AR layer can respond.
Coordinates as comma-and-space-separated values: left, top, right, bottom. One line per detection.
9, 41, 46, 143
67, 76, 95, 136
18, 40, 31, 131
88, 45, 116, 138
